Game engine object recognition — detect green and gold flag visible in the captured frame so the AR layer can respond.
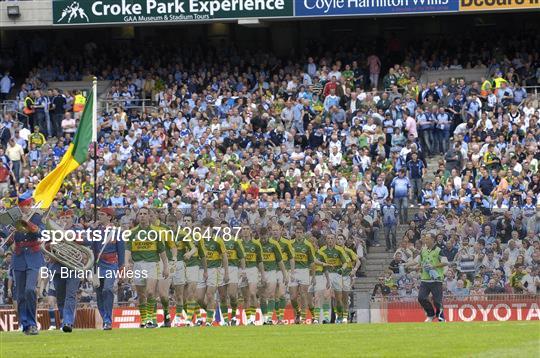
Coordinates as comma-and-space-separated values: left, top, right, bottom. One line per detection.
33, 90, 95, 208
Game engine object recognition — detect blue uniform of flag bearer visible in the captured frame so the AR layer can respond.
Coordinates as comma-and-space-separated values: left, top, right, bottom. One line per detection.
9, 202, 45, 335
93, 208, 125, 330
49, 210, 83, 333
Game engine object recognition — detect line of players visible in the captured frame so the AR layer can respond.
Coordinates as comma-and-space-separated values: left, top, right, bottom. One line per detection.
127, 208, 361, 327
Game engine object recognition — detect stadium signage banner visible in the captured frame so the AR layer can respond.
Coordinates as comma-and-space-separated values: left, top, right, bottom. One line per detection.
295, 0, 460, 17
459, 0, 540, 11
52, 0, 293, 25
0, 308, 97, 331
385, 299, 540, 323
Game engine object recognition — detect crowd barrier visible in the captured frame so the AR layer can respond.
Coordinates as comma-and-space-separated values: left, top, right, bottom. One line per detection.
376, 294, 540, 323
0, 308, 97, 332
1, 295, 538, 331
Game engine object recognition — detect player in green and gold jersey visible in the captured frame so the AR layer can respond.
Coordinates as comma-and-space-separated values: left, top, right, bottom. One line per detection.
318, 235, 349, 324
125, 207, 170, 329
195, 218, 228, 326
171, 220, 197, 327
309, 236, 331, 324
337, 235, 360, 324
182, 215, 205, 326
273, 224, 294, 323
259, 227, 287, 324
239, 226, 265, 325
289, 222, 316, 323
219, 220, 245, 326
151, 211, 177, 328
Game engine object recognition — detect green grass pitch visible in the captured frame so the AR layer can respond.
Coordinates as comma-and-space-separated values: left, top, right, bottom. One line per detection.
1, 321, 539, 357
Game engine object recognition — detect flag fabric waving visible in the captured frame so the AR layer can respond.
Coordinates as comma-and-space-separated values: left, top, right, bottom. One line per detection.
33, 90, 95, 208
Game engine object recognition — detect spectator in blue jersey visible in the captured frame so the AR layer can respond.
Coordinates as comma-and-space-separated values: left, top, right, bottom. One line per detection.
381, 196, 398, 252
406, 152, 425, 207
435, 107, 451, 155
390, 169, 411, 224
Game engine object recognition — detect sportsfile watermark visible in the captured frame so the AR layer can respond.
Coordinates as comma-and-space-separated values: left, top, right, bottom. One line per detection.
41, 226, 242, 244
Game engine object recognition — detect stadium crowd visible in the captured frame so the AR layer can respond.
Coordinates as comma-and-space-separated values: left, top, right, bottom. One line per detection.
1, 35, 540, 313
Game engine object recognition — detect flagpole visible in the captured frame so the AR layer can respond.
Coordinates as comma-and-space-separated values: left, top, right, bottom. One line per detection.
92, 77, 98, 222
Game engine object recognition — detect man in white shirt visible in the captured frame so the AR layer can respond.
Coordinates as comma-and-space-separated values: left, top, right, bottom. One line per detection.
0, 71, 14, 101
329, 146, 342, 167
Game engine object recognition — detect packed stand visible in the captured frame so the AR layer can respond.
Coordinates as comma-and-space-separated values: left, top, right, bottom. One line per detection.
0, 37, 539, 306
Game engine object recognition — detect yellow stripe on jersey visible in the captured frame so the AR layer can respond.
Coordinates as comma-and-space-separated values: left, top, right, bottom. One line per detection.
245, 252, 257, 262
206, 250, 221, 260
132, 241, 158, 252
262, 252, 276, 262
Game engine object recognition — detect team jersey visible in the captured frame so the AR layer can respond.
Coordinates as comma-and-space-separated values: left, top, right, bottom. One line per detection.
197, 237, 226, 269
292, 239, 316, 269
127, 225, 165, 262
259, 238, 283, 271
318, 245, 349, 273
177, 228, 200, 267
150, 223, 175, 261
340, 245, 358, 274
314, 252, 325, 276
243, 240, 263, 268
278, 237, 294, 270
224, 239, 245, 267
173, 228, 196, 262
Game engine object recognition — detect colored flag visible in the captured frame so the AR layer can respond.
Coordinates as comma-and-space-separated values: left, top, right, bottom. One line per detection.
213, 302, 222, 326
18, 190, 33, 207
33, 87, 96, 208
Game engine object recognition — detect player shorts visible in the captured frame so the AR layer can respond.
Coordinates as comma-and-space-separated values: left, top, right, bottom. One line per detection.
186, 266, 200, 284
329, 272, 343, 291
244, 267, 259, 285
172, 260, 186, 286
196, 268, 206, 288
158, 261, 172, 282
133, 261, 159, 286
227, 266, 239, 285
206, 267, 224, 288
264, 270, 279, 286
290, 268, 310, 287
314, 275, 327, 292
342, 275, 353, 292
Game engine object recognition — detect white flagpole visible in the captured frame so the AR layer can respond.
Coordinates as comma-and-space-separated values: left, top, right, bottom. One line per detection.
92, 77, 98, 222
92, 77, 98, 142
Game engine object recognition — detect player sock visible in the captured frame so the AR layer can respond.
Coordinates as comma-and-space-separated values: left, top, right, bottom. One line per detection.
230, 297, 238, 320
278, 297, 286, 320
162, 299, 170, 320
308, 306, 314, 320
247, 307, 255, 320
147, 298, 157, 323
186, 301, 196, 322
139, 302, 147, 323
300, 308, 306, 322
291, 299, 300, 317
322, 303, 331, 321
336, 304, 343, 320
48, 309, 57, 328
220, 303, 228, 323
206, 309, 214, 323
268, 299, 275, 320
314, 307, 321, 321
260, 301, 268, 315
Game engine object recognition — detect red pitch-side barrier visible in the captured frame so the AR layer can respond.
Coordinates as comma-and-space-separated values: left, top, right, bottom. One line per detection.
381, 295, 540, 323
0, 308, 97, 331
112, 304, 312, 328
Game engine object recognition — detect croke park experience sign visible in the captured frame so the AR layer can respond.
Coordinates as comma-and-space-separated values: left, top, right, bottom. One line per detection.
52, 0, 293, 25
